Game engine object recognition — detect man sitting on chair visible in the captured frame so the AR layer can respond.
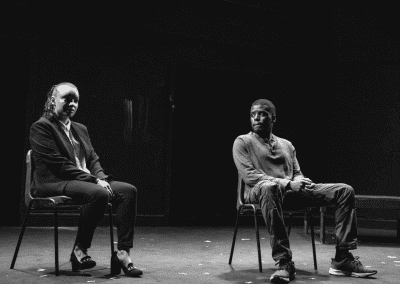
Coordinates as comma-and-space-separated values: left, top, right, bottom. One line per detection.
232, 99, 377, 283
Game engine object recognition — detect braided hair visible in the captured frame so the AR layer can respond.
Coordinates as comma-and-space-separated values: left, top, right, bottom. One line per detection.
42, 84, 57, 119
41, 82, 78, 119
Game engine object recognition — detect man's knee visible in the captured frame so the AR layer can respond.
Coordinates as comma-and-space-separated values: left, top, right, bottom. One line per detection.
340, 184, 355, 206
130, 185, 138, 196
343, 184, 355, 197
259, 182, 280, 198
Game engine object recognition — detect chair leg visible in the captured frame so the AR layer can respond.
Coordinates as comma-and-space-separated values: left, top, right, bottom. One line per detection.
108, 204, 114, 255
228, 209, 241, 265
254, 210, 262, 273
287, 212, 293, 236
308, 210, 318, 270
304, 212, 309, 234
54, 204, 60, 276
10, 200, 34, 269
320, 207, 326, 244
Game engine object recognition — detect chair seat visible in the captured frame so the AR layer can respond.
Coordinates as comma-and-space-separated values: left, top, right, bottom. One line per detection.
30, 196, 87, 211
31, 195, 72, 202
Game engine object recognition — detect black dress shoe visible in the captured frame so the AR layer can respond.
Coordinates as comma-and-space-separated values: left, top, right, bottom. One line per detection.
70, 251, 96, 272
110, 251, 143, 277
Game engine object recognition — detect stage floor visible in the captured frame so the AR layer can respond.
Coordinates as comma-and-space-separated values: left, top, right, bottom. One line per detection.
0, 226, 399, 284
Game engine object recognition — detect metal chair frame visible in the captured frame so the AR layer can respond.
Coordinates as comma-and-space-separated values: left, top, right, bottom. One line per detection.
228, 174, 318, 272
10, 150, 115, 276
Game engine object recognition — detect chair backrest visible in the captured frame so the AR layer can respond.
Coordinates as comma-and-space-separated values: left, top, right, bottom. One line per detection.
25, 150, 34, 207
237, 173, 246, 208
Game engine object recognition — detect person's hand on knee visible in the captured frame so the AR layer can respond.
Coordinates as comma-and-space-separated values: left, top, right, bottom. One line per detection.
289, 177, 315, 192
96, 178, 113, 196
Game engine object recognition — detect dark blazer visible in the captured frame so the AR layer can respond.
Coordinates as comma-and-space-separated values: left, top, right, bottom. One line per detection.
29, 116, 110, 197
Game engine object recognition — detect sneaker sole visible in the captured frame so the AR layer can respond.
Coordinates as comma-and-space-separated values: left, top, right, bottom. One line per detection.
270, 273, 296, 283
329, 268, 377, 278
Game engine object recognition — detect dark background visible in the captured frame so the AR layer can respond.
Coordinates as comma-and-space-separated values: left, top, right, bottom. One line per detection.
2, 1, 399, 227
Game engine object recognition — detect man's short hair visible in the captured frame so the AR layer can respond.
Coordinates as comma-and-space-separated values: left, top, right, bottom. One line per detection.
251, 99, 276, 116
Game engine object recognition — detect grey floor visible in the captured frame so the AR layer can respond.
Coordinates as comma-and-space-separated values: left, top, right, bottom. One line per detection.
0, 226, 399, 284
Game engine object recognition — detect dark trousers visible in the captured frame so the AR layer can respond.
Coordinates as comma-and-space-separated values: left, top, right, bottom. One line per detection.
245, 181, 357, 262
64, 180, 137, 252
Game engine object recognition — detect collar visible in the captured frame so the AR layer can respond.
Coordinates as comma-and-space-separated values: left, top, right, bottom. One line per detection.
252, 132, 275, 144
57, 118, 71, 132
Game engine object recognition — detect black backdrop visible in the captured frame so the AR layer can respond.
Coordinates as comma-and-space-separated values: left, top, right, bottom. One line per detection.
1, 2, 399, 227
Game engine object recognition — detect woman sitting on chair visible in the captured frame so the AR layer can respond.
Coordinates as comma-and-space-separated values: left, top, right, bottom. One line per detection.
29, 82, 143, 277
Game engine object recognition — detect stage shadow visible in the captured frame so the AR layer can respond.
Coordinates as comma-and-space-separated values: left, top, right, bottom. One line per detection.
47, 270, 92, 277
11, 265, 122, 283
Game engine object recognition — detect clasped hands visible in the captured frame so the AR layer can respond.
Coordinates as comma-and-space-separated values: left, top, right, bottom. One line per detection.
289, 177, 315, 193
96, 179, 113, 196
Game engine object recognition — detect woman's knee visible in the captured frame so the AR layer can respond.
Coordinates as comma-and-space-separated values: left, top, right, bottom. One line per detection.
91, 187, 110, 204
113, 183, 137, 201
125, 185, 137, 202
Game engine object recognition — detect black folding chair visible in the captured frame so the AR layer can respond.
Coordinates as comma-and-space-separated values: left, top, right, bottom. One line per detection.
228, 173, 318, 272
10, 150, 115, 276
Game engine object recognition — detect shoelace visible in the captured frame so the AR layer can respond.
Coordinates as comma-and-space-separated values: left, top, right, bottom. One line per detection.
350, 256, 362, 266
